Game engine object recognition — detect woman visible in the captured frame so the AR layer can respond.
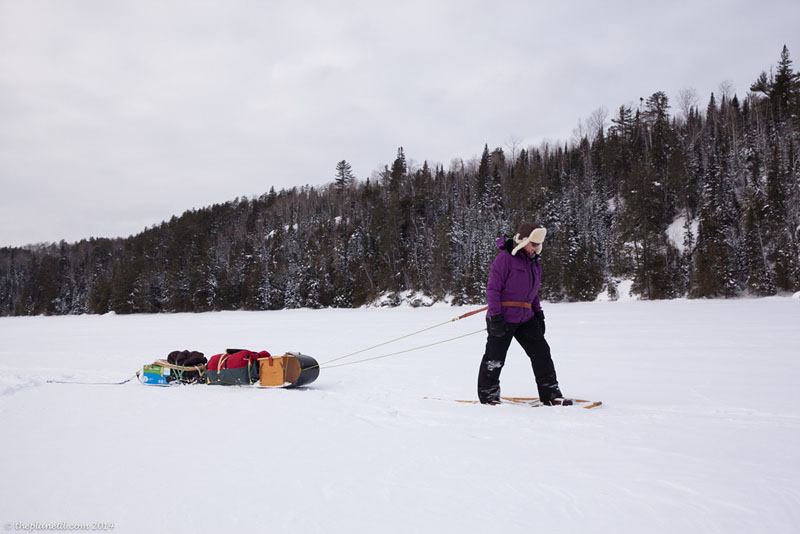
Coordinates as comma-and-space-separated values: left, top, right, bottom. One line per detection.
477, 221, 569, 405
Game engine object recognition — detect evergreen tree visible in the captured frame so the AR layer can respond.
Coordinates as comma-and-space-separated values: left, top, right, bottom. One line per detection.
334, 160, 355, 195
772, 46, 800, 120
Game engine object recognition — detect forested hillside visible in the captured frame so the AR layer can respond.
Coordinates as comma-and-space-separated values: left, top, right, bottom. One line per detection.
2, 48, 799, 316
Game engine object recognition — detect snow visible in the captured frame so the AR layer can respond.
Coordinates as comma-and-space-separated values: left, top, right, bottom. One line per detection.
615, 279, 635, 299
1, 299, 799, 533
596, 278, 635, 301
371, 290, 439, 307
666, 214, 699, 253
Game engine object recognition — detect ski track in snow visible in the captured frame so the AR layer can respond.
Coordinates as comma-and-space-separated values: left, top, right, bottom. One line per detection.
1, 299, 799, 533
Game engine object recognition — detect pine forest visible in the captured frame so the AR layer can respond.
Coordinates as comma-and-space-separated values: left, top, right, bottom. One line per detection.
2, 48, 799, 316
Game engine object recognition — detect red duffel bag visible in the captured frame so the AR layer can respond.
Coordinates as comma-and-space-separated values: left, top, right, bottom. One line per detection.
206, 349, 269, 385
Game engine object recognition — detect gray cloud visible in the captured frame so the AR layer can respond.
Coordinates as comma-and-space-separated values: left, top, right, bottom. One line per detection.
1, 0, 798, 246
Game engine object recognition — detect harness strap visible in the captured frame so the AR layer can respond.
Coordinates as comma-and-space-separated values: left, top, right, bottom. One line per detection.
500, 301, 532, 309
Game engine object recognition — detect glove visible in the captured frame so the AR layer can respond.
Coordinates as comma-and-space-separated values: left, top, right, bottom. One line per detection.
486, 315, 508, 338
534, 310, 545, 335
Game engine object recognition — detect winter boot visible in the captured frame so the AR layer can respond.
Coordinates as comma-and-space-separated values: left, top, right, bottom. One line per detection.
543, 397, 574, 406
478, 384, 502, 405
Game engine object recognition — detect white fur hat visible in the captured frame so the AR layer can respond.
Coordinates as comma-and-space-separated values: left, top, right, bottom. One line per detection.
512, 222, 547, 256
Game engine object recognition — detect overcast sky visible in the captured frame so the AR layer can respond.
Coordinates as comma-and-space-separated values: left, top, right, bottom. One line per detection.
1, 0, 798, 247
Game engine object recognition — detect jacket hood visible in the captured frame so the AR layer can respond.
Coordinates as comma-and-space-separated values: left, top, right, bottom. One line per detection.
496, 235, 514, 252
496, 235, 541, 261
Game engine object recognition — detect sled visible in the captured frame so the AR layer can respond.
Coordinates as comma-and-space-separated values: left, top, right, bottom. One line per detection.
139, 351, 320, 388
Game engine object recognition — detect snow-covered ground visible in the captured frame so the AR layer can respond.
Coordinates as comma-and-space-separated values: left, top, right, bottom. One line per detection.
1, 298, 799, 533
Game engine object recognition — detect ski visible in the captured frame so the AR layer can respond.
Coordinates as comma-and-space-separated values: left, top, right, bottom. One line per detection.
425, 396, 603, 409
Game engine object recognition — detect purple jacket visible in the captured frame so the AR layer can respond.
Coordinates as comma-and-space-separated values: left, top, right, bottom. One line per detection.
486, 237, 543, 323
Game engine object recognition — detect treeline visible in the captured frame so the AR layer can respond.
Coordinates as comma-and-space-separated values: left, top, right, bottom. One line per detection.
2, 47, 799, 316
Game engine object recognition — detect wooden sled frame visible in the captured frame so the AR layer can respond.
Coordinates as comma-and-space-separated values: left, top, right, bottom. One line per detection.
152, 359, 207, 383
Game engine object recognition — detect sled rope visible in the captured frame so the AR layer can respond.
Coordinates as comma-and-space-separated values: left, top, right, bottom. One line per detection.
48, 374, 139, 386
314, 320, 454, 367
315, 306, 488, 368
318, 328, 486, 369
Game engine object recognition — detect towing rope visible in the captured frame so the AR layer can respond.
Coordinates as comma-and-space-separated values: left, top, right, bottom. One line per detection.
47, 374, 138, 386
318, 327, 486, 369
310, 306, 489, 370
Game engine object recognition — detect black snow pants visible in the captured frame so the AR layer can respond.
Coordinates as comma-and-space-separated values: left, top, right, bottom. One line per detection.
477, 317, 562, 404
